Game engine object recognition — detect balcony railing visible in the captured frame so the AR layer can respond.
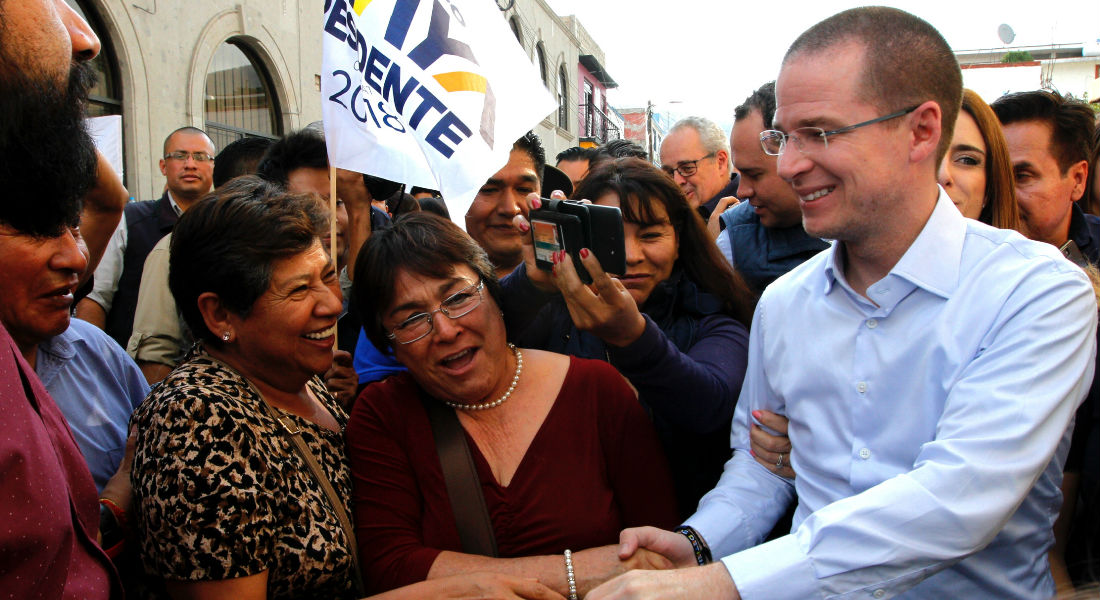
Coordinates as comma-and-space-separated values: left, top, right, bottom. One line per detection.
578, 103, 621, 145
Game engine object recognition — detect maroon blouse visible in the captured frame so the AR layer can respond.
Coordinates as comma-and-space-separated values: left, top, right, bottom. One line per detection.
346, 355, 678, 593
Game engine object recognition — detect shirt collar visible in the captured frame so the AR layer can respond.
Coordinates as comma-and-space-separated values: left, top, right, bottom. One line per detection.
34, 326, 77, 387
165, 191, 183, 216
821, 187, 964, 300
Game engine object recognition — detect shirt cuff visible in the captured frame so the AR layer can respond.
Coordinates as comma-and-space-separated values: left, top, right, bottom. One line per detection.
721, 535, 819, 600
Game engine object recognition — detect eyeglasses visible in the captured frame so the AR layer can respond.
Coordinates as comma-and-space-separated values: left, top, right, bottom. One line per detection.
387, 280, 484, 344
759, 105, 921, 156
164, 151, 215, 163
661, 152, 716, 178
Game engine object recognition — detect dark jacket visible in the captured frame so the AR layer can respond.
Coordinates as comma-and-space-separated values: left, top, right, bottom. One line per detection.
106, 193, 178, 348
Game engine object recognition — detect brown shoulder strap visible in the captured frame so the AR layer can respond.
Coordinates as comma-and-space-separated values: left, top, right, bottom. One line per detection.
420, 393, 499, 557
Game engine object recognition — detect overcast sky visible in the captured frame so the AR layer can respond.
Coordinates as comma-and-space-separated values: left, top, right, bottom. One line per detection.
541, 0, 1100, 128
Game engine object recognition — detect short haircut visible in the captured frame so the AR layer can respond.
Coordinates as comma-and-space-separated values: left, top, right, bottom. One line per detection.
353, 212, 501, 352
960, 89, 1021, 232
595, 139, 647, 160
556, 146, 596, 164
571, 158, 756, 327
212, 137, 273, 189
1086, 125, 1100, 216
417, 196, 451, 220
387, 192, 421, 217
668, 116, 730, 157
513, 131, 545, 183
162, 126, 213, 155
991, 90, 1096, 174
784, 6, 962, 164
169, 176, 327, 346
734, 81, 777, 129
256, 129, 328, 187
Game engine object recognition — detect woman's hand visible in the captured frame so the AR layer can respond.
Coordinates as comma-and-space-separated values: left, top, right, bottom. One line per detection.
749, 410, 795, 478
394, 572, 564, 599
706, 196, 739, 240
548, 248, 646, 348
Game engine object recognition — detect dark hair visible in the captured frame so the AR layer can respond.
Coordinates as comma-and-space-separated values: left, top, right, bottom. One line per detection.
572, 158, 756, 327
256, 129, 328, 186
213, 137, 274, 188
784, 6, 962, 165
513, 131, 545, 183
591, 139, 647, 166
387, 192, 421, 217
162, 126, 213, 156
353, 212, 501, 352
959, 89, 1021, 232
169, 176, 328, 346
0, 58, 98, 236
735, 81, 777, 129
1087, 125, 1100, 216
363, 173, 404, 201
556, 146, 596, 164
417, 196, 451, 219
410, 186, 441, 198
991, 90, 1096, 175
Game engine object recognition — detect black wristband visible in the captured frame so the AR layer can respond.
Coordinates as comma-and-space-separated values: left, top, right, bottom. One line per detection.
675, 525, 712, 566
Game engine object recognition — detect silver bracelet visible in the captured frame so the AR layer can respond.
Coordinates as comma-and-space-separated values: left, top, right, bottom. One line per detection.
564, 549, 578, 600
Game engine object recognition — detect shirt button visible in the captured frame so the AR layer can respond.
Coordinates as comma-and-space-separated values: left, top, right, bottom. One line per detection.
859, 448, 872, 460
857, 382, 868, 394
866, 319, 878, 329
873, 589, 886, 598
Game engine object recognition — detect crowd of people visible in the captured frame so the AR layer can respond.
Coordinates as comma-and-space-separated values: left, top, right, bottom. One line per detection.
4, 1, 1100, 600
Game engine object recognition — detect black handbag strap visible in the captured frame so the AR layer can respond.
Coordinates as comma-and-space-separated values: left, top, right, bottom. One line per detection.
421, 393, 499, 557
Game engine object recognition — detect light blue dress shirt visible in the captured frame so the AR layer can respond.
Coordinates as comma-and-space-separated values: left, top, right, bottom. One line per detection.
36, 318, 149, 491
687, 190, 1097, 599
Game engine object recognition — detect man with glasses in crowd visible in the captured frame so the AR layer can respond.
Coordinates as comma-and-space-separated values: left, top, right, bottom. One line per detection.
590, 7, 1095, 600
77, 127, 216, 348
659, 116, 740, 221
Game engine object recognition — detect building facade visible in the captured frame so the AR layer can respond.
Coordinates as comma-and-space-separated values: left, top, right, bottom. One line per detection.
956, 42, 1100, 105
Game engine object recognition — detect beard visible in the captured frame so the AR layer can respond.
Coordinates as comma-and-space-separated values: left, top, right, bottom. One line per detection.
0, 59, 99, 236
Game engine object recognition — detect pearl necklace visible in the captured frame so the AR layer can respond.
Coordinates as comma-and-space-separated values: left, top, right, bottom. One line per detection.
444, 344, 523, 411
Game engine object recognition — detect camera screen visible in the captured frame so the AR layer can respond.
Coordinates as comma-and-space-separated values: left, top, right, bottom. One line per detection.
532, 219, 563, 263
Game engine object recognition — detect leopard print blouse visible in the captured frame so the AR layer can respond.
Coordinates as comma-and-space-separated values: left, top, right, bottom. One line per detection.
130, 348, 358, 599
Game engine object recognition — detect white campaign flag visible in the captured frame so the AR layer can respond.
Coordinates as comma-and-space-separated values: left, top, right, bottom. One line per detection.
321, 0, 556, 218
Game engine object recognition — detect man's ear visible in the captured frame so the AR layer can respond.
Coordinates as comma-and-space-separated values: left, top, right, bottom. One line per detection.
159, 158, 168, 177
716, 149, 731, 173
1068, 159, 1089, 203
196, 292, 232, 342
909, 100, 943, 166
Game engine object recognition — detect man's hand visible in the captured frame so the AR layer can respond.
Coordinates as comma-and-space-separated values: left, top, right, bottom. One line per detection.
570, 545, 674, 596
616, 527, 696, 568
585, 563, 739, 600
707, 196, 740, 240
750, 410, 795, 478
324, 350, 358, 411
548, 248, 645, 348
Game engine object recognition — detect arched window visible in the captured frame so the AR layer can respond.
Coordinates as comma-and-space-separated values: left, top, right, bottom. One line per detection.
65, 0, 122, 118
204, 40, 282, 149
557, 66, 570, 130
509, 17, 523, 49
535, 43, 549, 88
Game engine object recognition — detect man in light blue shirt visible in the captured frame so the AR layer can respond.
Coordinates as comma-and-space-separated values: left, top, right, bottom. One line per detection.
588, 7, 1097, 600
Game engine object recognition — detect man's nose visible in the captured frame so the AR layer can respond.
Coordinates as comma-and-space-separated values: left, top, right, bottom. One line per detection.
59, 0, 101, 61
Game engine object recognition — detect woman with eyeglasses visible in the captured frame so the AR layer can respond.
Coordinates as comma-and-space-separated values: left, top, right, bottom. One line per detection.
503, 158, 757, 519
130, 178, 569, 600
346, 213, 678, 598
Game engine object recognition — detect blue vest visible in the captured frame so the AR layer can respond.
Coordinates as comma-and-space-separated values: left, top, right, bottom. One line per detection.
720, 201, 829, 294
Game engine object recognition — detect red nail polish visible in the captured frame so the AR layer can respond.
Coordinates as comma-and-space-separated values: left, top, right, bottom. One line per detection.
580, 248, 590, 259
750, 449, 756, 457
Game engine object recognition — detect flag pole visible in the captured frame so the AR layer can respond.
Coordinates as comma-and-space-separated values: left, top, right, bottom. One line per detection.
330, 164, 339, 349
